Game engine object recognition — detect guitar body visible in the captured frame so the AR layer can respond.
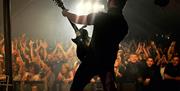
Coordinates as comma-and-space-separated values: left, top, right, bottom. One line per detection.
72, 28, 90, 62
73, 37, 89, 62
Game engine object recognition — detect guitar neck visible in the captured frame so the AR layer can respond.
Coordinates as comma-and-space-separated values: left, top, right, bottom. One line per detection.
67, 18, 79, 32
60, 5, 79, 32
54, 0, 79, 32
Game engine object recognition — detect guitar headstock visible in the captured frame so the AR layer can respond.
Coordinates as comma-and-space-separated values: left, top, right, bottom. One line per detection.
53, 0, 66, 10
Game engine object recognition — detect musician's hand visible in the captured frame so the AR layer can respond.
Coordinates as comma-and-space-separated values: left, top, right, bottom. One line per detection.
62, 9, 69, 17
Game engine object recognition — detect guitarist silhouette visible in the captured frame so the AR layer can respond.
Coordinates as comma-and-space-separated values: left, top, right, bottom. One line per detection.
61, 0, 128, 91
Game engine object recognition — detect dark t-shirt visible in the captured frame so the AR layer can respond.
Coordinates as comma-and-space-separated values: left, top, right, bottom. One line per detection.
123, 62, 142, 83
143, 65, 162, 83
164, 63, 180, 91
87, 12, 128, 66
164, 63, 180, 77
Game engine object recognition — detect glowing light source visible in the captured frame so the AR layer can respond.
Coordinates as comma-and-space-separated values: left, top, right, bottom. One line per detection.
75, 1, 105, 15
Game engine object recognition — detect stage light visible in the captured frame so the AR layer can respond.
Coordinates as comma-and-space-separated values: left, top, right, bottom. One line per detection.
68, 1, 105, 38
75, 1, 105, 15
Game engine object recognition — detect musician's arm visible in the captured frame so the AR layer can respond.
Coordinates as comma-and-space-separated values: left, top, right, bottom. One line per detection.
62, 10, 93, 25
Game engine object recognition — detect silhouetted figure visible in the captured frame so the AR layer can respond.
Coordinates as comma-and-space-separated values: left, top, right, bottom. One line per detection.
62, 0, 128, 91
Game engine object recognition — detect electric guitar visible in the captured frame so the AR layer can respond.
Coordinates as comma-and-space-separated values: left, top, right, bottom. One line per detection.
53, 0, 90, 61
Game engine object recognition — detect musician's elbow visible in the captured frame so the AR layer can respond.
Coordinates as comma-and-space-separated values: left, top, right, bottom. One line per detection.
74, 16, 90, 25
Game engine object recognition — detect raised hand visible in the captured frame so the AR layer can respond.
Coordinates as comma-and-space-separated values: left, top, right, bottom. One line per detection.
29, 40, 34, 48
41, 41, 48, 49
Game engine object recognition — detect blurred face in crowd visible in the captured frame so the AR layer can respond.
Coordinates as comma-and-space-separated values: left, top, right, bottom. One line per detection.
146, 58, 154, 67
29, 66, 35, 74
61, 63, 69, 74
57, 52, 64, 60
129, 54, 139, 63
172, 56, 179, 66
47, 54, 53, 61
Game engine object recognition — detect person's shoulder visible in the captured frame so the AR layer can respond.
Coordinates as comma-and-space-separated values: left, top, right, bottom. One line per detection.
165, 63, 174, 69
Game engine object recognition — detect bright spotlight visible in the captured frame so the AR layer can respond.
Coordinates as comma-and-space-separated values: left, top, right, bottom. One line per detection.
75, 1, 105, 15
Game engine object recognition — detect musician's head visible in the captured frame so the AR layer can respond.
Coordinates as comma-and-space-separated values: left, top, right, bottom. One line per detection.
107, 0, 127, 12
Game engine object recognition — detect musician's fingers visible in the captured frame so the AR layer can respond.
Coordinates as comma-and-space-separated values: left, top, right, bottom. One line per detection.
62, 9, 69, 17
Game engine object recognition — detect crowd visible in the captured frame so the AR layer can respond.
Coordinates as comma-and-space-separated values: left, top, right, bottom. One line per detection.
0, 33, 179, 91
0, 33, 79, 91
114, 39, 180, 91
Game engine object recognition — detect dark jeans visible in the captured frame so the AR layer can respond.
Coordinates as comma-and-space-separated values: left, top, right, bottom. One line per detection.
70, 63, 117, 91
